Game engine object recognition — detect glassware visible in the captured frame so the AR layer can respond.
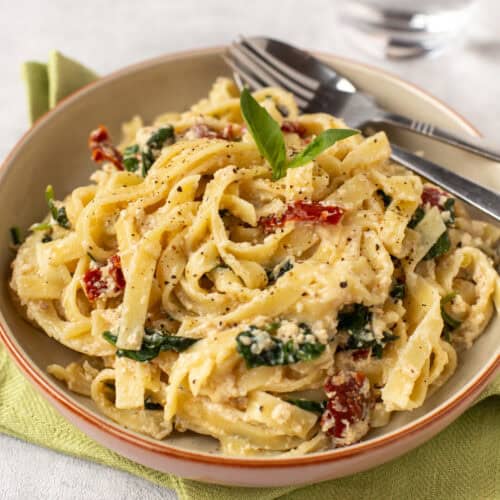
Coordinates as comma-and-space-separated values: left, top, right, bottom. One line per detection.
340, 0, 478, 59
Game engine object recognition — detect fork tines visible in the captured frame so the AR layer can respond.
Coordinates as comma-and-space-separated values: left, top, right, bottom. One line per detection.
226, 36, 320, 110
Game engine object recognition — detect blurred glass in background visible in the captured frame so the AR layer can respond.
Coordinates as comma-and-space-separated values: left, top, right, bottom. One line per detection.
340, 0, 478, 59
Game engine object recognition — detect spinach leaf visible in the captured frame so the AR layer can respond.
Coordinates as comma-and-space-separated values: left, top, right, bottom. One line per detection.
103, 328, 198, 362
10, 226, 22, 246
236, 323, 325, 368
122, 126, 175, 177
390, 281, 406, 300
144, 397, 163, 411
338, 304, 398, 357
408, 206, 425, 229
443, 198, 456, 227
240, 89, 357, 180
287, 128, 359, 170
240, 88, 287, 180
45, 185, 70, 229
141, 151, 155, 177
440, 292, 462, 341
147, 125, 175, 150
30, 222, 52, 232
376, 189, 392, 208
287, 399, 326, 414
123, 144, 140, 172
266, 259, 293, 284
338, 303, 372, 342
372, 332, 399, 359
423, 231, 451, 260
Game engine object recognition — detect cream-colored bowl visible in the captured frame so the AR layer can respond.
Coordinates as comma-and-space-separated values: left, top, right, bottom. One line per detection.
0, 47, 498, 487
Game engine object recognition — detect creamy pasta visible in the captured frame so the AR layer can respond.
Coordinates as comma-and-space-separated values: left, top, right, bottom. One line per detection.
10, 78, 500, 456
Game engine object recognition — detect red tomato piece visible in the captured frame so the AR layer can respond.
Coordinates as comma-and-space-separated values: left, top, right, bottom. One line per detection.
421, 186, 447, 207
320, 370, 372, 444
88, 125, 124, 170
260, 201, 344, 233
82, 255, 126, 301
280, 120, 307, 138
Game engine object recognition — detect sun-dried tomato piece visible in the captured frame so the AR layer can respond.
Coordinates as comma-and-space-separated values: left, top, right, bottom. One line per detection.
184, 123, 239, 141
82, 254, 126, 301
421, 186, 447, 207
320, 370, 372, 446
260, 200, 344, 233
280, 120, 307, 138
108, 254, 126, 289
352, 349, 371, 361
88, 125, 124, 170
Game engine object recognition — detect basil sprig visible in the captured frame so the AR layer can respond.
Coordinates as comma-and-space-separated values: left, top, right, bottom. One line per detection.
103, 328, 198, 362
240, 88, 358, 180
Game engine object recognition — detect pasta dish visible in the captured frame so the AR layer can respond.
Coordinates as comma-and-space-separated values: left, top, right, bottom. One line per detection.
10, 78, 500, 456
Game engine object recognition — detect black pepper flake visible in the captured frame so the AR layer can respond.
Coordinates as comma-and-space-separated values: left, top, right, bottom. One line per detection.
177, 186, 183, 192
340, 281, 348, 288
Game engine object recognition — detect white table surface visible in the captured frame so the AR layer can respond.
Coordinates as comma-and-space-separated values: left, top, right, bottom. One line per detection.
1, 1, 499, 498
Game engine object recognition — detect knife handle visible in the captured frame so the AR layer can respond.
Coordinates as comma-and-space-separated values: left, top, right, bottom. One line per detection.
390, 144, 500, 222
373, 113, 500, 163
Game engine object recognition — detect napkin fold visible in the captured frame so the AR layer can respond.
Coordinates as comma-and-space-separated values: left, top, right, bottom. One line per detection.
21, 50, 98, 123
4, 51, 499, 500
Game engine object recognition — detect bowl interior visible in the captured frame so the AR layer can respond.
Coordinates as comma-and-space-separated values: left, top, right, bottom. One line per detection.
0, 48, 498, 456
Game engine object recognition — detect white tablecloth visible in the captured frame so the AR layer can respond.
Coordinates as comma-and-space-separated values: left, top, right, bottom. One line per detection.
1, 1, 499, 498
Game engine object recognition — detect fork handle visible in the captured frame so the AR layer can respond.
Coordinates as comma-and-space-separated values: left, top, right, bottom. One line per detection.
390, 144, 500, 222
373, 113, 500, 162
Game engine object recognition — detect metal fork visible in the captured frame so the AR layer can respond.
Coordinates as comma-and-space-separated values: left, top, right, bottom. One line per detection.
224, 37, 500, 222
227, 36, 500, 163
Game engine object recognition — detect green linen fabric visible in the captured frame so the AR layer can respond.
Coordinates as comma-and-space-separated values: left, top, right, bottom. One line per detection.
21, 50, 98, 123
4, 51, 498, 500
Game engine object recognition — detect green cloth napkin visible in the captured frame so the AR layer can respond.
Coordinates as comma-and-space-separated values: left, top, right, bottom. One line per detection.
22, 50, 98, 123
7, 52, 499, 499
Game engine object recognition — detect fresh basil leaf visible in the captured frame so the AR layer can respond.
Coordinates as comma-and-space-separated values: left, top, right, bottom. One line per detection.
103, 328, 198, 362
287, 399, 326, 414
423, 231, 451, 260
240, 88, 286, 180
287, 128, 359, 169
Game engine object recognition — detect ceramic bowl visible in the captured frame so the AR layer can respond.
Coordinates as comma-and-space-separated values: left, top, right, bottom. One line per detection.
0, 46, 498, 487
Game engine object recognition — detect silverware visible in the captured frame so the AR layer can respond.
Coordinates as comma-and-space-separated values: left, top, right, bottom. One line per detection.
225, 36, 500, 222
226, 36, 500, 163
